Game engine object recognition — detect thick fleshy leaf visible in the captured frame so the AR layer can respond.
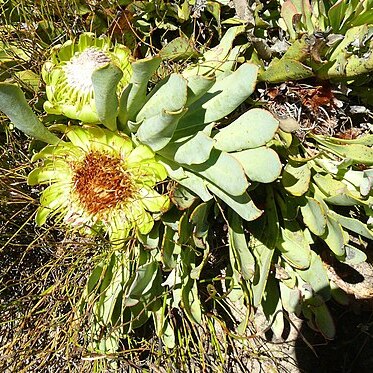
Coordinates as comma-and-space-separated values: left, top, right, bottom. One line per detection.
250, 188, 278, 306
330, 211, 373, 240
92, 63, 123, 131
262, 275, 284, 338
160, 131, 215, 166
311, 302, 336, 340
0, 83, 59, 144
314, 174, 361, 206
170, 184, 199, 210
322, 216, 346, 256
153, 306, 176, 349
160, 157, 213, 202
339, 245, 367, 265
177, 63, 258, 131
300, 197, 327, 236
315, 134, 373, 146
159, 35, 200, 60
185, 75, 215, 107
100, 254, 128, 325
282, 161, 311, 196
330, 280, 349, 306
276, 222, 312, 269
136, 74, 188, 122
228, 210, 255, 280
207, 183, 262, 221
118, 56, 162, 126
183, 25, 246, 77
296, 251, 330, 300
280, 283, 301, 313
260, 58, 313, 83
161, 226, 180, 270
137, 108, 187, 151
187, 150, 249, 196
280, 0, 299, 39
214, 109, 279, 152
125, 261, 159, 301
231, 147, 282, 183
181, 249, 202, 324
190, 202, 211, 238
315, 136, 373, 165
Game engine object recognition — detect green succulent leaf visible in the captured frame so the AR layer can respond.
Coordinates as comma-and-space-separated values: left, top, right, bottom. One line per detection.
262, 275, 284, 338
250, 187, 278, 306
228, 209, 255, 280
190, 202, 211, 238
260, 58, 314, 83
160, 131, 215, 165
213, 108, 279, 152
161, 226, 180, 270
207, 183, 262, 222
280, 0, 300, 40
187, 150, 249, 196
276, 221, 312, 269
314, 135, 373, 165
329, 211, 373, 240
92, 63, 123, 131
313, 173, 361, 206
0, 83, 59, 144
296, 251, 330, 300
322, 216, 347, 256
170, 184, 199, 210
324, 25, 373, 79
183, 25, 246, 77
137, 108, 187, 151
231, 147, 282, 183
136, 73, 188, 122
100, 255, 128, 325
160, 157, 213, 201
177, 63, 258, 132
330, 280, 350, 306
282, 161, 311, 196
118, 56, 162, 126
315, 134, 373, 146
159, 35, 200, 60
125, 260, 159, 306
300, 196, 327, 236
153, 306, 176, 349
280, 282, 301, 313
185, 75, 216, 107
181, 249, 203, 324
339, 245, 368, 265
310, 301, 336, 340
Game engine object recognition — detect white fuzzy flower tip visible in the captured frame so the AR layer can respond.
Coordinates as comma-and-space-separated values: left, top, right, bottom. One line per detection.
63, 47, 110, 93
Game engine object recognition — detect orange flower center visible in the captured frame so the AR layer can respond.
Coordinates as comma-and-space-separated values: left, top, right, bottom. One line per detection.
72, 151, 135, 216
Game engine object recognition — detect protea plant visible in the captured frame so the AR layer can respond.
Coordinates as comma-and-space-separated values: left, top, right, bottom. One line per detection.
28, 126, 170, 245
42, 33, 133, 123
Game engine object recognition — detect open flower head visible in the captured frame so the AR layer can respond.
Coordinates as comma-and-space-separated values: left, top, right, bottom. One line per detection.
28, 126, 170, 244
42, 33, 132, 123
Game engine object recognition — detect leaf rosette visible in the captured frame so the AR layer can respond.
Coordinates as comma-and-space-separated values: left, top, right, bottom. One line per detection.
42, 33, 132, 123
28, 126, 170, 244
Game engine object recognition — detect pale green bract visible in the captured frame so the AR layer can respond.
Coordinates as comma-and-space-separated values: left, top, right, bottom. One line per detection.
28, 126, 170, 245
42, 33, 132, 123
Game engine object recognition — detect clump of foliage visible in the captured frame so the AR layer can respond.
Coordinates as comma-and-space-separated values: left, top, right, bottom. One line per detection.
1, 0, 372, 371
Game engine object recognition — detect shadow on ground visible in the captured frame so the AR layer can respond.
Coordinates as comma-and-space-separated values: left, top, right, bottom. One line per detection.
295, 301, 373, 373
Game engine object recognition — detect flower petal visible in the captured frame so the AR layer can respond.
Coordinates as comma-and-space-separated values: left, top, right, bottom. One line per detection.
127, 144, 155, 164
139, 187, 170, 212
66, 127, 91, 150
28, 161, 71, 185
